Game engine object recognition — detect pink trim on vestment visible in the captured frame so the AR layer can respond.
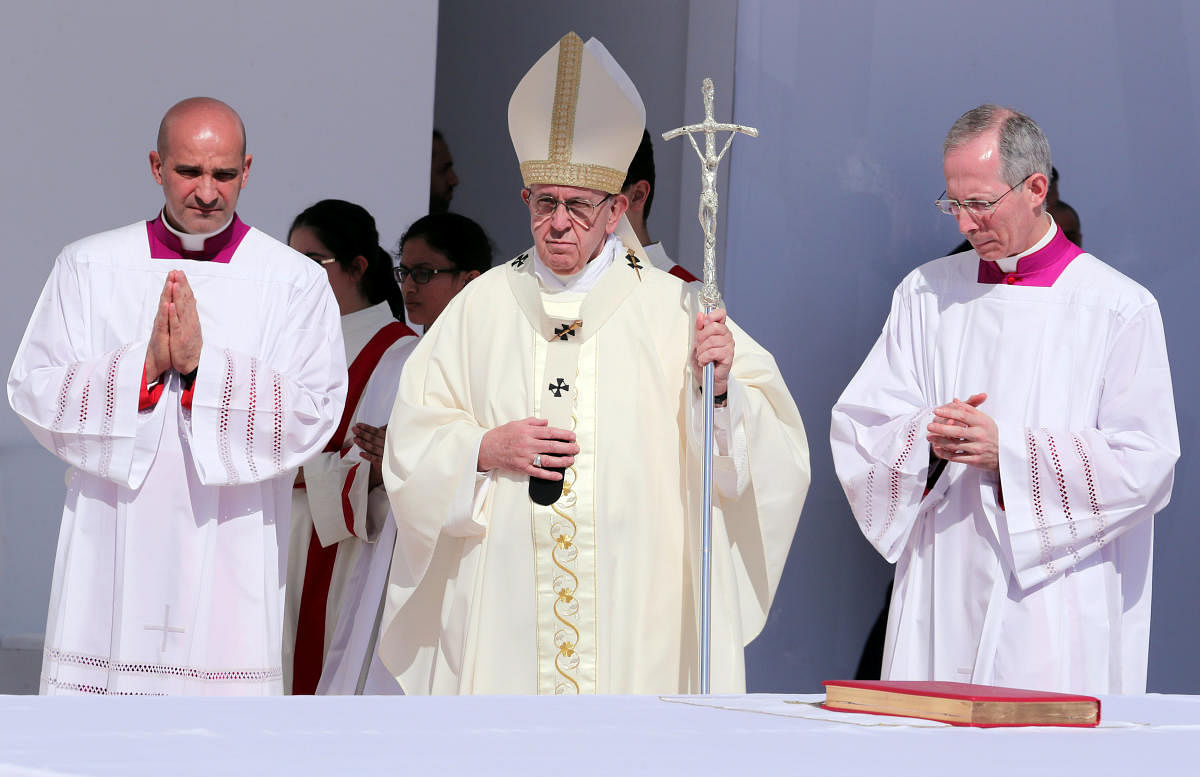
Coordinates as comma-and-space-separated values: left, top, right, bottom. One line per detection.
145, 214, 250, 263
977, 225, 1083, 287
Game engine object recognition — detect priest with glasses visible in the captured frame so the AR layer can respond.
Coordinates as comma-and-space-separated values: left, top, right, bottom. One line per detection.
376, 32, 810, 695
832, 105, 1178, 694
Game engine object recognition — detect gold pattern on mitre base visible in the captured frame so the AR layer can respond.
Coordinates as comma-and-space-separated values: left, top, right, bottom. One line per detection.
518, 160, 627, 196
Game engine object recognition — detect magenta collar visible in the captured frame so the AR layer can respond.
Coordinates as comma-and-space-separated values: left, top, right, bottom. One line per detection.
976, 226, 1082, 287
146, 214, 250, 263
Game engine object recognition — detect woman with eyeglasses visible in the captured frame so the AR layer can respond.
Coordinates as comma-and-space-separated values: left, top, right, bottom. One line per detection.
395, 212, 492, 328
282, 199, 417, 695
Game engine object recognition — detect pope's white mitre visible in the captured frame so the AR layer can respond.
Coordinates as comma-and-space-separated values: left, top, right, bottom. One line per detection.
509, 32, 646, 194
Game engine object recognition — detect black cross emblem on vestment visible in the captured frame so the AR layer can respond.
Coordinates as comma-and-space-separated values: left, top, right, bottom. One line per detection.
511, 252, 529, 268
548, 378, 570, 397
553, 322, 579, 341
625, 249, 643, 278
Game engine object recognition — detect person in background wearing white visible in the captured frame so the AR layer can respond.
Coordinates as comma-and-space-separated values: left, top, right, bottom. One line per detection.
284, 199, 416, 695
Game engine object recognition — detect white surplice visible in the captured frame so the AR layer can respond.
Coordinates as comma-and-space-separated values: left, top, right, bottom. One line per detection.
7, 220, 346, 695
283, 303, 416, 695
378, 237, 810, 695
831, 248, 1179, 694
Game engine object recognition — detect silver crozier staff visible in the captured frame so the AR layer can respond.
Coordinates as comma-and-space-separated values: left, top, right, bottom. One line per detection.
663, 79, 757, 694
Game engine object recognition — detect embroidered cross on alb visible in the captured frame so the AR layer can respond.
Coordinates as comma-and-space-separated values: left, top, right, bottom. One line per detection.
144, 604, 186, 651
548, 378, 570, 397
511, 252, 529, 268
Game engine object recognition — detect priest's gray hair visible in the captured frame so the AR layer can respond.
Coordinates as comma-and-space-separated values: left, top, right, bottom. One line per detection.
943, 104, 1052, 192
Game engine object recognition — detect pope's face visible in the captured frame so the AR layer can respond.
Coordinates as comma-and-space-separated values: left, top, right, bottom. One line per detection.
525, 184, 627, 276
943, 132, 1047, 261
150, 110, 251, 234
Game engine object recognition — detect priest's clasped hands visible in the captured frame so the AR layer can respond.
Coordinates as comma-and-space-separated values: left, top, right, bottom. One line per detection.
927, 392, 1000, 471
145, 270, 203, 382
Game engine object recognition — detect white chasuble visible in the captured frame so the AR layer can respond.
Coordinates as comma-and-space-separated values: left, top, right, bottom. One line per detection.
8, 220, 347, 695
831, 251, 1178, 694
283, 303, 416, 695
379, 240, 810, 695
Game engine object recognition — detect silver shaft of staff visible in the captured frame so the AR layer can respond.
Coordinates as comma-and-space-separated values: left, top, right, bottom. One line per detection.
700, 328, 715, 694
662, 78, 757, 695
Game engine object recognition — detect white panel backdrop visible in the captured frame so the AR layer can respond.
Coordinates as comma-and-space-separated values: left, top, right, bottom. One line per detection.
0, 0, 437, 641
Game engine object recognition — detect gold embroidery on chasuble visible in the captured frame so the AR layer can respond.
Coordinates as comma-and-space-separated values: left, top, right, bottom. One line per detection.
533, 296, 591, 695
506, 245, 642, 695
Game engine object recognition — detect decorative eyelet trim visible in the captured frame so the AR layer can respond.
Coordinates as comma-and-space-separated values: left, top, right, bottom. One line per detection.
1027, 429, 1056, 577
46, 680, 159, 696
1046, 433, 1080, 568
51, 364, 80, 459
861, 468, 876, 536
44, 646, 281, 692
77, 383, 91, 471
1073, 435, 1105, 547
864, 415, 922, 543
883, 417, 921, 538
218, 348, 239, 484
98, 345, 132, 480
272, 371, 285, 474
245, 356, 260, 482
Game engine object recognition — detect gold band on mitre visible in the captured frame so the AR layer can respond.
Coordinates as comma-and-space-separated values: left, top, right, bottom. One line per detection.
510, 32, 645, 195
519, 160, 629, 194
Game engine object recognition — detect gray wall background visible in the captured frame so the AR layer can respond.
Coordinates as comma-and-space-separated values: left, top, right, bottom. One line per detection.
0, 0, 437, 640
726, 0, 1199, 694
2, 0, 1197, 695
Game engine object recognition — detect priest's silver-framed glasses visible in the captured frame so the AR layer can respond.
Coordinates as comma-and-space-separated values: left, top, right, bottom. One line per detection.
935, 173, 1032, 217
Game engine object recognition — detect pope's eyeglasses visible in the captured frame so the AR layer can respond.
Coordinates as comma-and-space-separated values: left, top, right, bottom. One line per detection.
526, 191, 613, 226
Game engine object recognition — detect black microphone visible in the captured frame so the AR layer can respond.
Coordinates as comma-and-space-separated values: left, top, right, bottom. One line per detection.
529, 468, 566, 505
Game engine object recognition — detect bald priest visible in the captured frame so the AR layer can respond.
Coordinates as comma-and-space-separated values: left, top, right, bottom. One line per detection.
8, 97, 346, 695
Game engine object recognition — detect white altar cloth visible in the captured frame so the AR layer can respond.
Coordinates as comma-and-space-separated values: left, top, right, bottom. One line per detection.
0, 693, 1196, 776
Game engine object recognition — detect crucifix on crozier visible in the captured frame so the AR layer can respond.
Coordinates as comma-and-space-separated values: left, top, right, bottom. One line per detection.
662, 78, 758, 310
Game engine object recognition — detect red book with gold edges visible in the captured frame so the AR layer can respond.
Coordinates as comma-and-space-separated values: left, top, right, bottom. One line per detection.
821, 680, 1101, 727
